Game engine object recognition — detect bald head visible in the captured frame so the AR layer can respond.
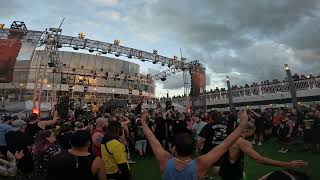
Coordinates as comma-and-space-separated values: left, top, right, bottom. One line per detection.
96, 117, 108, 129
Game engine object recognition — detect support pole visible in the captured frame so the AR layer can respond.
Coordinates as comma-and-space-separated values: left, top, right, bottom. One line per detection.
284, 64, 298, 108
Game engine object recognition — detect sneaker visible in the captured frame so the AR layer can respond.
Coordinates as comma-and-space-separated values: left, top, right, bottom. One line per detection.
128, 160, 136, 164
258, 142, 263, 146
251, 140, 256, 145
278, 148, 284, 153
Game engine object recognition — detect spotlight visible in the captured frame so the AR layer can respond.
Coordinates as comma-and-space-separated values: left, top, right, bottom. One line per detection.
48, 62, 55, 67
78, 32, 86, 39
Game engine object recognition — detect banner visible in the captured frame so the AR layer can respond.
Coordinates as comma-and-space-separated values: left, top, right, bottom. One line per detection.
190, 67, 206, 97
0, 31, 24, 82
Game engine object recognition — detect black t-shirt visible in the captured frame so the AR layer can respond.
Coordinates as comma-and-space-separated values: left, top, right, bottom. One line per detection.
199, 122, 228, 154
5, 130, 33, 153
47, 152, 98, 180
5, 130, 34, 173
155, 117, 166, 139
57, 132, 73, 150
171, 120, 188, 135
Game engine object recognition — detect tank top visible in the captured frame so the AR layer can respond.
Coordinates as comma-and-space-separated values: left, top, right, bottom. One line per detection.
26, 122, 43, 137
220, 151, 244, 180
163, 158, 197, 180
91, 129, 104, 157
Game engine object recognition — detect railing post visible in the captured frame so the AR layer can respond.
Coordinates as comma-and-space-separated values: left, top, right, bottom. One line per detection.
284, 64, 298, 108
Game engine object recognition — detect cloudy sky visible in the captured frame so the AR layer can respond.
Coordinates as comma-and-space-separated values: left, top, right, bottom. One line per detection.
1, 0, 320, 97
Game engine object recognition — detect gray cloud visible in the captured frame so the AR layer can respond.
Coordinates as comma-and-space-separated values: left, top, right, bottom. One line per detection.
127, 0, 320, 89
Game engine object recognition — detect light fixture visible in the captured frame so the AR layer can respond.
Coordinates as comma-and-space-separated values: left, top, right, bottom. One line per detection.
226, 76, 229, 81
307, 75, 310, 79
93, 88, 97, 91
19, 83, 23, 87
47, 85, 51, 88
284, 64, 289, 71
78, 32, 86, 39
112, 89, 115, 92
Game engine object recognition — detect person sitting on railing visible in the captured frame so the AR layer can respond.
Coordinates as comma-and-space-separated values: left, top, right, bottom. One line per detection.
293, 73, 300, 81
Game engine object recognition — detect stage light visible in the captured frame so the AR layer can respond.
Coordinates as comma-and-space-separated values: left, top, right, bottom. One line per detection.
78, 32, 86, 39
48, 62, 55, 67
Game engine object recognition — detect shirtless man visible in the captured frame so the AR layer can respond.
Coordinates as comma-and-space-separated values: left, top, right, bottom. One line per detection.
219, 123, 308, 180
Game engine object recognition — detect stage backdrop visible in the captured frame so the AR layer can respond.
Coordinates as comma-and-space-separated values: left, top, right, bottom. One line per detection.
0, 30, 34, 82
190, 66, 206, 97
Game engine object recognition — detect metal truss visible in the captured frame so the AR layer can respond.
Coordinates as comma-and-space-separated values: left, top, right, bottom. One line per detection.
152, 60, 203, 80
0, 28, 204, 74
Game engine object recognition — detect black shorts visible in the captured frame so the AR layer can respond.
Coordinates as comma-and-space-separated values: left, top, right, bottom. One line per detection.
303, 129, 313, 143
279, 136, 291, 143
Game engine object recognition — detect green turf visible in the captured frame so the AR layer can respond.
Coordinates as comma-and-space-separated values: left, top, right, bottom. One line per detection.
131, 138, 320, 180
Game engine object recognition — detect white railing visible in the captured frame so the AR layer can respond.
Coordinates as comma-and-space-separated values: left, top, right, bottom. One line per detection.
170, 78, 320, 107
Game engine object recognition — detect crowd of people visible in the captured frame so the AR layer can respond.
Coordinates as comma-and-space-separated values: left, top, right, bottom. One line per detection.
0, 97, 318, 180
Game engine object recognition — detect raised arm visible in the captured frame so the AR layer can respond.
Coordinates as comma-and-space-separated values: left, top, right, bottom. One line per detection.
196, 111, 248, 176
239, 138, 307, 168
141, 111, 170, 172
38, 111, 59, 129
